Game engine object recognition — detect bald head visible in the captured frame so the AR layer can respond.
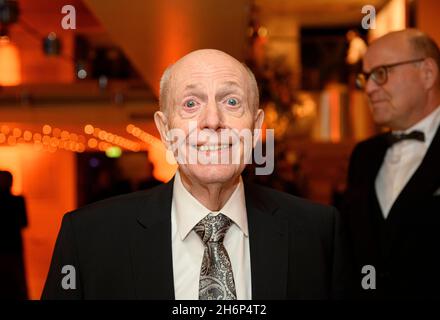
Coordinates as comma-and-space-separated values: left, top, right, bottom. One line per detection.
368, 29, 440, 83
159, 49, 259, 114
363, 29, 440, 130
153, 49, 265, 199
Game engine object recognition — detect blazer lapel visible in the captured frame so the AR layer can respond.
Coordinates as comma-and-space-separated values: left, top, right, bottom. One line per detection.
244, 183, 289, 299
129, 178, 291, 299
389, 124, 440, 218
360, 134, 389, 221
130, 179, 175, 299
380, 125, 440, 258
346, 135, 389, 263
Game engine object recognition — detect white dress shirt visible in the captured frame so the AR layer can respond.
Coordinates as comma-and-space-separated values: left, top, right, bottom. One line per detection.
171, 170, 252, 300
376, 106, 440, 218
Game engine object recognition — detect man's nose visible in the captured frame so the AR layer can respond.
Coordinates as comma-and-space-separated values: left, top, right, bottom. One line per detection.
365, 76, 379, 96
199, 99, 223, 130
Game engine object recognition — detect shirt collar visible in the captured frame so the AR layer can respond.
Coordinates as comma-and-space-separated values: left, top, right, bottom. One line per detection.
393, 105, 440, 146
172, 170, 248, 241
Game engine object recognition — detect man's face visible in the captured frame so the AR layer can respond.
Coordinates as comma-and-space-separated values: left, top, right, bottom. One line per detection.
363, 36, 426, 130
156, 50, 263, 187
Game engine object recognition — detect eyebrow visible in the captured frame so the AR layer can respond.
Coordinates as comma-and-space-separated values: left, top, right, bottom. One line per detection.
182, 83, 203, 92
216, 81, 244, 100
180, 81, 244, 100
181, 84, 207, 100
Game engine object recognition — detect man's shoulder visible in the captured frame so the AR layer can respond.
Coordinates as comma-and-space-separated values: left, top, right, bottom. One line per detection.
353, 132, 388, 151
65, 182, 170, 226
245, 183, 337, 225
349, 132, 389, 164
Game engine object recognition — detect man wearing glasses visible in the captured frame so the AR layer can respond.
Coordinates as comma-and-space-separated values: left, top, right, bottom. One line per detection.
344, 29, 440, 299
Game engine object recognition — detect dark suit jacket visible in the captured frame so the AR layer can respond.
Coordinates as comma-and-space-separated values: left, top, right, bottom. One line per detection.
42, 179, 353, 299
343, 126, 440, 299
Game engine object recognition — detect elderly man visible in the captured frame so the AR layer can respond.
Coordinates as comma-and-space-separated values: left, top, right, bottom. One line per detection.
42, 49, 352, 300
344, 29, 440, 299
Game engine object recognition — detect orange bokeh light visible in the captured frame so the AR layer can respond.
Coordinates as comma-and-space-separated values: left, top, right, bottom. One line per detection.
1, 125, 10, 135
84, 125, 94, 135
13, 128, 22, 137
23, 131, 33, 141
42, 125, 52, 135
88, 138, 98, 148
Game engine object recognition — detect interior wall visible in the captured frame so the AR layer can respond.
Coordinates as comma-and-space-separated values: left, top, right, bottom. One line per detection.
368, 0, 406, 42
417, 0, 440, 46
0, 145, 76, 299
83, 0, 250, 95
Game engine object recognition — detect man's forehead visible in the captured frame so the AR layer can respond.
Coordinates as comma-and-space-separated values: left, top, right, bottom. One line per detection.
171, 62, 247, 91
364, 36, 413, 69
176, 49, 241, 66
174, 60, 244, 78
171, 50, 243, 75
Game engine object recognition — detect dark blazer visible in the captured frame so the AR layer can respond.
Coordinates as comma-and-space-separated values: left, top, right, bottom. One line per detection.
41, 179, 353, 300
343, 125, 440, 299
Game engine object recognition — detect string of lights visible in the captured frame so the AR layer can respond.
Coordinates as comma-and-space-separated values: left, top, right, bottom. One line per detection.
83, 124, 142, 152
0, 123, 163, 155
126, 124, 162, 149
0, 124, 86, 153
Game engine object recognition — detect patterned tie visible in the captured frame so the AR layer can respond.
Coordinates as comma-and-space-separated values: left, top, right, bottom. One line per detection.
194, 213, 237, 300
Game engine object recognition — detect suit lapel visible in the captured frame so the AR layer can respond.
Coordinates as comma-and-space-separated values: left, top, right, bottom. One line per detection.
362, 134, 390, 221
129, 178, 291, 299
244, 183, 288, 299
130, 179, 175, 299
389, 124, 440, 219
349, 135, 389, 261
381, 125, 440, 257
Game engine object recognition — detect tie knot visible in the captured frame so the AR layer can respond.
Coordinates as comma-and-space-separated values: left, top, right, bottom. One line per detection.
386, 130, 425, 147
194, 213, 232, 244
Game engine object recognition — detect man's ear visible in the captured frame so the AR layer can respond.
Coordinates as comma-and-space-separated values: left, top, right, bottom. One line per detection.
154, 111, 170, 148
254, 108, 264, 130
253, 108, 265, 147
421, 57, 439, 90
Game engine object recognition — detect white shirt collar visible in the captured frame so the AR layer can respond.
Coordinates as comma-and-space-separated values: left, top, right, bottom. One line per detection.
394, 105, 440, 146
172, 170, 249, 241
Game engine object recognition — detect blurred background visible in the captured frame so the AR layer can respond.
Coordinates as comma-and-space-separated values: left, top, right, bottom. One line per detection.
0, 0, 438, 299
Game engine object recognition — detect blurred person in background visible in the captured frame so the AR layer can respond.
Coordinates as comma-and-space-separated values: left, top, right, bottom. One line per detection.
346, 29, 367, 89
344, 29, 440, 299
0, 170, 28, 300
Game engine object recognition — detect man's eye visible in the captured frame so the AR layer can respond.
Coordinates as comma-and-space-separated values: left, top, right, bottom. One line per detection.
226, 98, 238, 106
185, 100, 197, 108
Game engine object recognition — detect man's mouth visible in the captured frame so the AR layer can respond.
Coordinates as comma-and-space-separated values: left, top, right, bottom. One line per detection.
369, 95, 388, 104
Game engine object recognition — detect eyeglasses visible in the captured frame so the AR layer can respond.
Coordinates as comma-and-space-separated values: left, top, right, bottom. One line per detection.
356, 58, 426, 89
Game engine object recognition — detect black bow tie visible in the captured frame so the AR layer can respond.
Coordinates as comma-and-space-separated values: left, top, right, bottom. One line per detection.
386, 130, 425, 147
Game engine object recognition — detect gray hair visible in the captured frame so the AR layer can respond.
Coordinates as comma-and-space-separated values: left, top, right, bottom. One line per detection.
159, 64, 174, 113
408, 31, 440, 88
409, 31, 440, 69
